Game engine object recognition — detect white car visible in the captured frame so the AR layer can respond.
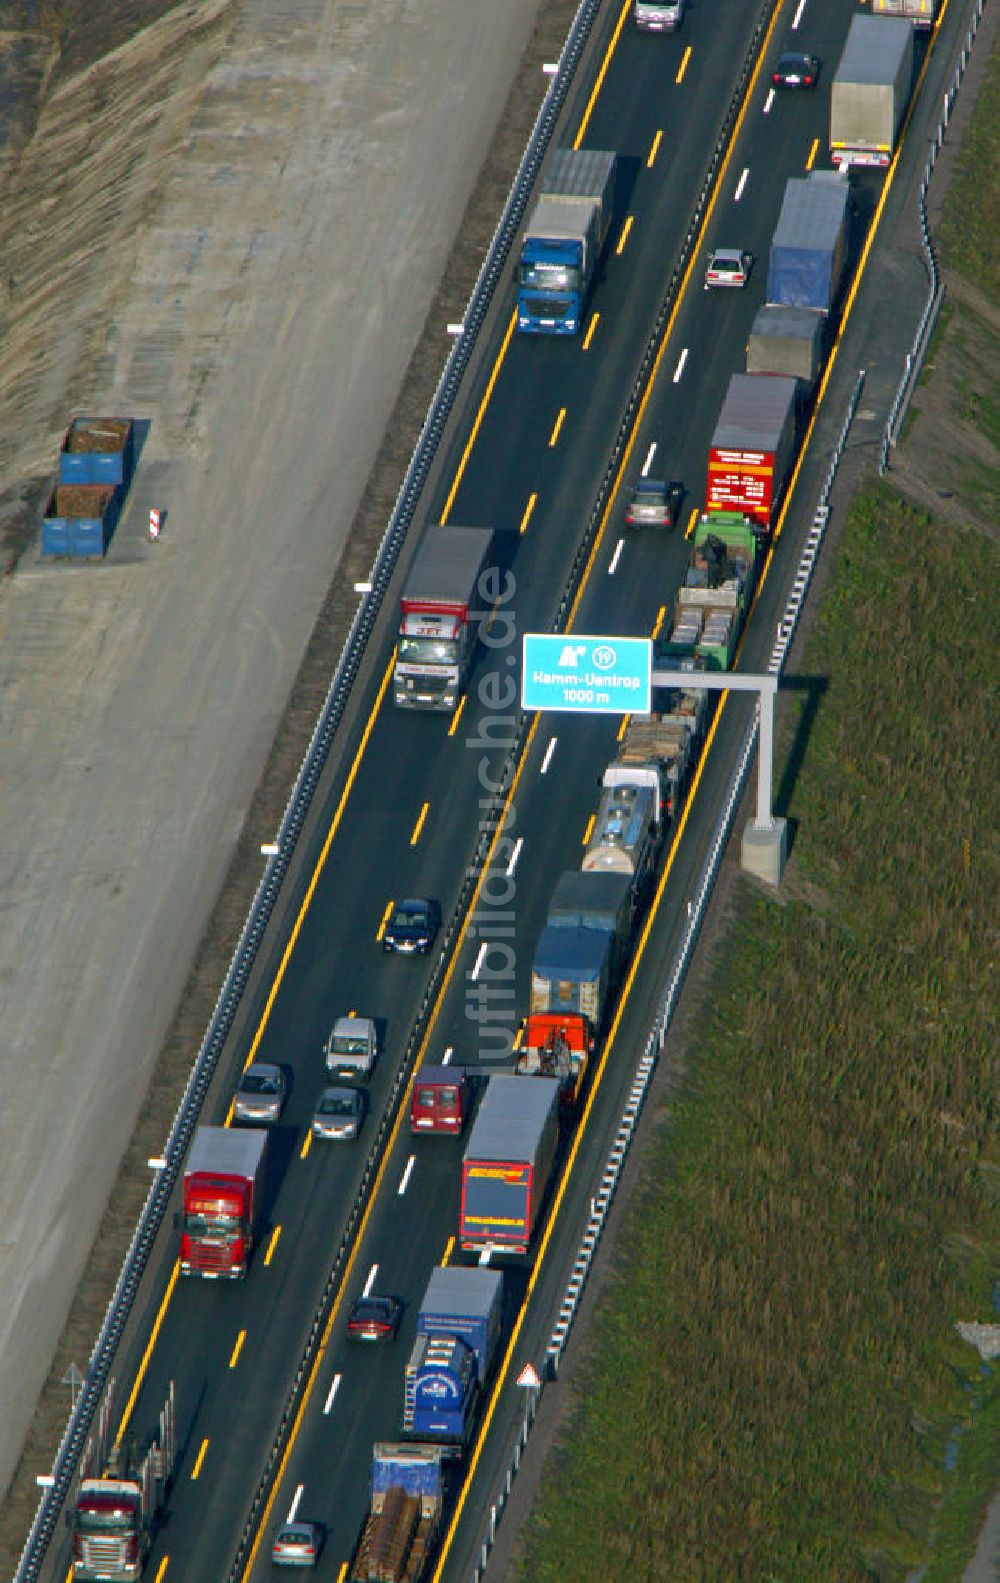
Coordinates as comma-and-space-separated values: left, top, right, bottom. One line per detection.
705, 247, 753, 290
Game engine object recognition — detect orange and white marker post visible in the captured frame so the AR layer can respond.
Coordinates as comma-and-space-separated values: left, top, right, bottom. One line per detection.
148, 508, 163, 540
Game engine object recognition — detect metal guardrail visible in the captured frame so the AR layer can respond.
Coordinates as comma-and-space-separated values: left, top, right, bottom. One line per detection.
879, 0, 987, 473
13, 1, 613, 1577
468, 369, 868, 1583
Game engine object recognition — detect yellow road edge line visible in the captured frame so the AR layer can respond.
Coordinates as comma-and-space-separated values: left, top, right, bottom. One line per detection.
573, 0, 633, 148
440, 312, 518, 523
433, 696, 732, 1579
114, 1262, 180, 1444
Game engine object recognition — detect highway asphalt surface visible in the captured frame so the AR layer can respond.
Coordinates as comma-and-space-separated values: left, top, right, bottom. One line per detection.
37, 0, 941, 1578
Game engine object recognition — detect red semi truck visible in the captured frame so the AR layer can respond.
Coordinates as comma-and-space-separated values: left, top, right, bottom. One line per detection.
70, 1384, 175, 1581
706, 373, 797, 532
459, 1075, 560, 1256
179, 1125, 267, 1279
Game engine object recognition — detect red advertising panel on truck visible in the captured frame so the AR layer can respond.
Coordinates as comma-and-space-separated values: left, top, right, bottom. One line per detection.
706, 373, 797, 531
459, 1076, 560, 1255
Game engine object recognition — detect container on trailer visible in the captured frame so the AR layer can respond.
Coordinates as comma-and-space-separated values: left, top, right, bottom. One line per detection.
668, 513, 760, 670
765, 173, 850, 316
546, 869, 632, 969
349, 1442, 446, 1583
517, 148, 616, 335
872, 0, 936, 29
706, 373, 797, 530
746, 305, 824, 393
530, 923, 613, 1026
459, 1075, 560, 1255
830, 16, 914, 170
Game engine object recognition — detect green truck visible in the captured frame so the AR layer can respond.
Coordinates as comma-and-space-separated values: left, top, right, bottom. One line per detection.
665, 514, 760, 671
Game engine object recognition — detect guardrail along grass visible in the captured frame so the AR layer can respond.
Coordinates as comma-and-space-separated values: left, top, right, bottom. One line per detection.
937, 37, 1000, 300
513, 481, 999, 1581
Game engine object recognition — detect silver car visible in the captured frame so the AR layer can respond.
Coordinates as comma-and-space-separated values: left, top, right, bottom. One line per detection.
311, 1086, 364, 1142
323, 1015, 377, 1081
233, 1062, 286, 1124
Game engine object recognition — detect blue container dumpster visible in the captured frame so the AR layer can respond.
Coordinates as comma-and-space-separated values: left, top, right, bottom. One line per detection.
58, 417, 135, 490
42, 484, 122, 558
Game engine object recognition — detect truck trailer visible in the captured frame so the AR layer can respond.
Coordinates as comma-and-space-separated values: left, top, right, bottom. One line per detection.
605, 687, 709, 828
872, 0, 937, 28
746, 305, 824, 396
765, 172, 850, 317
402, 1266, 504, 1454
530, 925, 614, 1029
394, 526, 494, 711
517, 149, 616, 335
830, 16, 914, 170
350, 1443, 446, 1583
667, 514, 760, 670
70, 1385, 175, 1581
179, 1125, 267, 1279
459, 1076, 560, 1255
706, 373, 797, 532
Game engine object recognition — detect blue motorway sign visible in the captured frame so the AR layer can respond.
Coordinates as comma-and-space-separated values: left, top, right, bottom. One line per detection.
521, 633, 651, 715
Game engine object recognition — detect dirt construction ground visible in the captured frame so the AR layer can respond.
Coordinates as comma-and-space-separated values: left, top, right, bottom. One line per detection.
0, 0, 583, 1564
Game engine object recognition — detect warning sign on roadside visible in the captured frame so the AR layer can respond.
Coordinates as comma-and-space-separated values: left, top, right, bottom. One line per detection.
516, 1362, 541, 1389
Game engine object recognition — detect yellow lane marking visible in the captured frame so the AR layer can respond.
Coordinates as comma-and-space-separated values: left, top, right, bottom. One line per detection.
229, 1329, 247, 1369
336, 1565, 348, 1583
519, 492, 538, 535
548, 407, 567, 448
114, 1263, 180, 1444
684, 506, 699, 540
582, 813, 596, 847
264, 1226, 281, 1267
651, 604, 667, 639
573, 0, 632, 148
190, 1439, 209, 1481
440, 311, 518, 523
647, 129, 664, 168
617, 714, 630, 742
300, 1130, 313, 1161
154, 1559, 169, 1582
410, 802, 430, 846
441, 1236, 455, 1267
805, 136, 819, 170
447, 692, 467, 737
375, 898, 393, 943
615, 214, 634, 256
582, 312, 600, 350
675, 45, 692, 85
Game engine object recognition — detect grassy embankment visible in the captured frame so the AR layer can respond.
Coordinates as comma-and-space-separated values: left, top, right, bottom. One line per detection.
511, 39, 1000, 1583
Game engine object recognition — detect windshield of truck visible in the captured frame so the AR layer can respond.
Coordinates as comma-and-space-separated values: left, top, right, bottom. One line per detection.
398, 636, 457, 666
76, 1509, 135, 1533
463, 1172, 528, 1237
519, 260, 580, 292
184, 1211, 240, 1234
331, 1034, 368, 1054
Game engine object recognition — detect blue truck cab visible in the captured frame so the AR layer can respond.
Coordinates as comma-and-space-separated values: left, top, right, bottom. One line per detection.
517, 149, 616, 335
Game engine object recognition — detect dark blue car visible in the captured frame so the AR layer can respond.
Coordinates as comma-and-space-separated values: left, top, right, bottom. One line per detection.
382, 897, 441, 955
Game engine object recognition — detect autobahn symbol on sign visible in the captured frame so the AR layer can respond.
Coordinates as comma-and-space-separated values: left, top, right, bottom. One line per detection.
521, 633, 652, 714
